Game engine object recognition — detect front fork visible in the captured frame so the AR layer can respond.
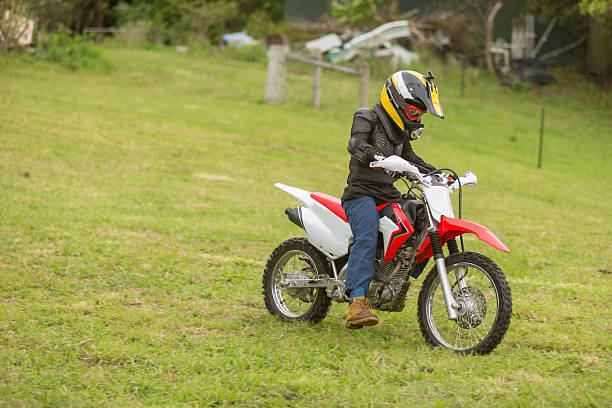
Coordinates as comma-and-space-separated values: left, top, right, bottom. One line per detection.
430, 231, 462, 320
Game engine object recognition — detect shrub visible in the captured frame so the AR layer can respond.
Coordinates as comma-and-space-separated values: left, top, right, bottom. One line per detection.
36, 29, 110, 71
244, 9, 286, 39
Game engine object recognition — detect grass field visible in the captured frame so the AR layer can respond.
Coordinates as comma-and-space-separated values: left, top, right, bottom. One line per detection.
1, 45, 611, 407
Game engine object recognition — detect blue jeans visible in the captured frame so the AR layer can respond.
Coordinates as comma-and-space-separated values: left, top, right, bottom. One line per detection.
342, 196, 379, 296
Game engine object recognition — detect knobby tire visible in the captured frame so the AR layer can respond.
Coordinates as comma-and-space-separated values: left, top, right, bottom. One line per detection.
262, 238, 332, 323
417, 251, 512, 354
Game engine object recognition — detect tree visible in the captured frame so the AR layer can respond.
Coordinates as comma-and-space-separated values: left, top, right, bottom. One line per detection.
579, 0, 612, 30
330, 0, 392, 28
527, 0, 612, 35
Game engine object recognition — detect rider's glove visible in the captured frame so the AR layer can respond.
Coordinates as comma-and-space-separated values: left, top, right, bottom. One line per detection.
439, 172, 456, 186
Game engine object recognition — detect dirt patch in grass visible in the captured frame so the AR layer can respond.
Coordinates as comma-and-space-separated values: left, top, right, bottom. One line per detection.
193, 173, 235, 182
180, 327, 229, 338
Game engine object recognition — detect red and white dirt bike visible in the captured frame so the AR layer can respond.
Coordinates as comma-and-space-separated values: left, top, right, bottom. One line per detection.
263, 155, 512, 354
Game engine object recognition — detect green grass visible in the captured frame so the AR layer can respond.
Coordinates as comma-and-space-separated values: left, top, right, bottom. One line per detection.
0, 45, 611, 407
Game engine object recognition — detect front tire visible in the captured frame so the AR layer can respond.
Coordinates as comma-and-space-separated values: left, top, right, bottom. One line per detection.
417, 252, 512, 354
262, 238, 332, 323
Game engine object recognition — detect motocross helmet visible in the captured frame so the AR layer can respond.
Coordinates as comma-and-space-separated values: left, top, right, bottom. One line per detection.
380, 70, 444, 140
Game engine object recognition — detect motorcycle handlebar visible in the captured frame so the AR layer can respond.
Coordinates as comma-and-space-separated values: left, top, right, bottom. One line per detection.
403, 170, 477, 193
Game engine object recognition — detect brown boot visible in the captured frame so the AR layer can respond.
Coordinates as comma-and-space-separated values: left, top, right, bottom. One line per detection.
346, 296, 379, 329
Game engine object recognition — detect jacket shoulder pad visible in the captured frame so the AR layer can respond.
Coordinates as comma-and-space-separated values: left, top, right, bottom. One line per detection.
353, 108, 377, 122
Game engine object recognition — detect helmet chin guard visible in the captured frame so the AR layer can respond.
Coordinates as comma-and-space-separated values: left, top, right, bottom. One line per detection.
407, 122, 424, 141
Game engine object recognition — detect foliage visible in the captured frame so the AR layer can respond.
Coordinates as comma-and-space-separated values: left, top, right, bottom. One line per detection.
28, 0, 95, 32
331, 0, 390, 28
114, 0, 154, 26
579, 0, 612, 30
244, 9, 286, 38
115, 0, 285, 44
116, 20, 155, 45
35, 28, 110, 70
526, 0, 590, 32
190, 1, 239, 46
528, 0, 612, 33
579, 0, 612, 15
14, 0, 285, 43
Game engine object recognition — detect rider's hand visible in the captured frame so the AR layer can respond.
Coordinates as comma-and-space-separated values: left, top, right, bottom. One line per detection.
440, 172, 456, 186
384, 169, 399, 178
404, 170, 430, 187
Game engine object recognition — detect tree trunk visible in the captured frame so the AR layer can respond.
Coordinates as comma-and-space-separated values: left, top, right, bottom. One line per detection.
485, 1, 503, 74
92, 0, 103, 27
92, 0, 103, 40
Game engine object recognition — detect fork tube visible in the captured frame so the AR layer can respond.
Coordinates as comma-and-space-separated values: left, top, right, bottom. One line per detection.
447, 238, 467, 291
430, 231, 459, 320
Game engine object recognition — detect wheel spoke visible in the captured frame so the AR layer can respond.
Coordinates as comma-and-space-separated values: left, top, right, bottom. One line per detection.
466, 319, 483, 344
454, 323, 461, 348
472, 309, 493, 334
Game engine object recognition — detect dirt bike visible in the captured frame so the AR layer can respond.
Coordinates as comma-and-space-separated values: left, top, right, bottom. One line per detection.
262, 155, 512, 354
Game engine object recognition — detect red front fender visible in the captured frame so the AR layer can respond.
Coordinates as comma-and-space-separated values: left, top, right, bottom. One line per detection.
416, 216, 509, 262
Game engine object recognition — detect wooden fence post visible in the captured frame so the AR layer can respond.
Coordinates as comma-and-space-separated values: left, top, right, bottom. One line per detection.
460, 59, 466, 97
538, 106, 545, 169
312, 49, 322, 108
359, 62, 369, 108
265, 44, 289, 104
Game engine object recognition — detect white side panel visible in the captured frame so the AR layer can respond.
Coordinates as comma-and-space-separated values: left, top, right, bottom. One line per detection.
301, 204, 352, 259
275, 183, 354, 259
378, 216, 398, 256
274, 183, 315, 207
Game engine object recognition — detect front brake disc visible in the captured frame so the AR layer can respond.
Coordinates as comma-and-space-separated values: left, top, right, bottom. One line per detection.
455, 286, 487, 329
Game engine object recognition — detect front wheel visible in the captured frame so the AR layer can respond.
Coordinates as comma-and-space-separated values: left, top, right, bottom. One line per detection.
417, 252, 512, 354
262, 238, 332, 323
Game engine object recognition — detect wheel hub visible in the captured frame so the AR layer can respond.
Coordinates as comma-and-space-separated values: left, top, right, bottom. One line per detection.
283, 270, 315, 302
454, 286, 487, 329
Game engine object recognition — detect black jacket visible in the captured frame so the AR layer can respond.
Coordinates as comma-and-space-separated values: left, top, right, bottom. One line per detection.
341, 104, 436, 205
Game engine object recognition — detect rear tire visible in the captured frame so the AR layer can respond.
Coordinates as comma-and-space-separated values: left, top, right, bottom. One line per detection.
262, 238, 332, 323
417, 252, 512, 354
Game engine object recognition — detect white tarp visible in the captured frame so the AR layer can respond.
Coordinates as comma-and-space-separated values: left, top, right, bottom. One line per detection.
344, 20, 411, 51
305, 33, 342, 53
374, 44, 419, 66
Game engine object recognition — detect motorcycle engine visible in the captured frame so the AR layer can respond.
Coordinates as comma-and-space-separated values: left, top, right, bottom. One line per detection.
369, 215, 429, 311
369, 251, 415, 312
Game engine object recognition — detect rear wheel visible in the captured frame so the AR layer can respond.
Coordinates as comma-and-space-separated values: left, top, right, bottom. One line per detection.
417, 252, 512, 354
262, 238, 332, 323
